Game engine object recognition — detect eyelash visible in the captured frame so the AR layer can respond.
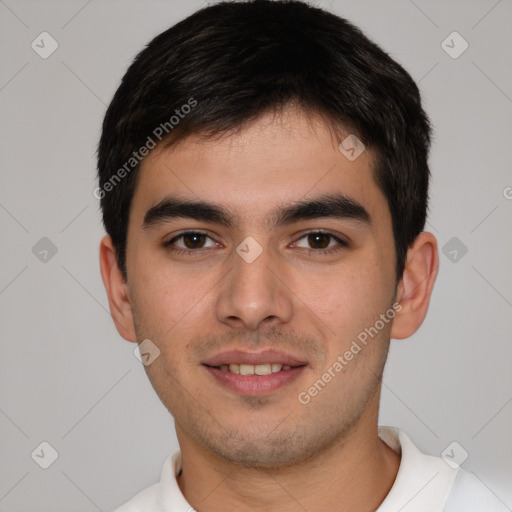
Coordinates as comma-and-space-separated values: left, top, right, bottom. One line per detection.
163, 230, 349, 257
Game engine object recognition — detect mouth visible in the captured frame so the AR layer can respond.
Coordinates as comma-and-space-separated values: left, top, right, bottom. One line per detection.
205, 362, 299, 375
202, 349, 308, 396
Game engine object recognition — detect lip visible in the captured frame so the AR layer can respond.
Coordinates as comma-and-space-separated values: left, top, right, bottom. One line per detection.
203, 365, 306, 396
202, 349, 308, 396
202, 349, 308, 367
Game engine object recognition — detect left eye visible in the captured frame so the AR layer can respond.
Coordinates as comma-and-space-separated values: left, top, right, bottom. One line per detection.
294, 232, 347, 250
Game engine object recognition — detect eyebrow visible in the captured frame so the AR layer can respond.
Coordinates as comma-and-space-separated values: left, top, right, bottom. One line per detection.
142, 193, 371, 230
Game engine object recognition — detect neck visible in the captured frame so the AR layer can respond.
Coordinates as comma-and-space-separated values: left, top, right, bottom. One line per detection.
176, 396, 400, 512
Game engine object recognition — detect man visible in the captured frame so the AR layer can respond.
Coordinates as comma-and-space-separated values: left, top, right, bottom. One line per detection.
97, 1, 506, 510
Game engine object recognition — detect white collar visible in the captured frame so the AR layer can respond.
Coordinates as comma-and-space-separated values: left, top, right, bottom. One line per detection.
150, 427, 458, 511
377, 426, 458, 511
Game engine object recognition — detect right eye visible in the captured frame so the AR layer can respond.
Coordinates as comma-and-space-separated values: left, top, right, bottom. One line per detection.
164, 231, 220, 254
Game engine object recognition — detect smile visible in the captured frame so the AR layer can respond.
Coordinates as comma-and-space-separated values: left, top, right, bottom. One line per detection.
203, 363, 307, 395
212, 363, 294, 375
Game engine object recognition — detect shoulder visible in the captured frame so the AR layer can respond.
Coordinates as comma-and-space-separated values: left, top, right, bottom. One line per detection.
444, 468, 510, 512
377, 427, 509, 512
109, 451, 188, 512
110, 482, 160, 512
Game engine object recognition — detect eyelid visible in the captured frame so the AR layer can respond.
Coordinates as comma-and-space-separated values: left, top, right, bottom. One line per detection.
292, 230, 349, 248
164, 230, 219, 247
288, 234, 349, 260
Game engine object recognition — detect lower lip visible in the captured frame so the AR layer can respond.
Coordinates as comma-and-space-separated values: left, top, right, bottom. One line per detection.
203, 365, 306, 396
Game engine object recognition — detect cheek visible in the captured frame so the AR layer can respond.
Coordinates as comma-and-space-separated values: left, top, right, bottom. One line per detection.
130, 242, 182, 306
129, 256, 221, 347
304, 259, 393, 340
129, 263, 186, 340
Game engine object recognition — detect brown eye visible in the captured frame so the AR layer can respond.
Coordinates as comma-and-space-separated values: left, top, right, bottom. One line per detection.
294, 231, 348, 253
181, 233, 207, 249
307, 233, 331, 249
164, 231, 218, 252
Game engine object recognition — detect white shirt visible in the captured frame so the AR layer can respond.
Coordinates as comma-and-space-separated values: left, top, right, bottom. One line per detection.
112, 427, 508, 511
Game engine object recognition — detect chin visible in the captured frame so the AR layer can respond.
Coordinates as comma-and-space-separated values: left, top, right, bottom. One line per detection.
198, 424, 338, 469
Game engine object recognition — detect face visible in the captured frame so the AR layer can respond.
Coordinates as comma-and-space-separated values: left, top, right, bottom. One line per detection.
123, 107, 399, 468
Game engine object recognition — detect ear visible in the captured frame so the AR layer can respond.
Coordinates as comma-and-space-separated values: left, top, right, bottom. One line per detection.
99, 235, 137, 342
391, 231, 439, 340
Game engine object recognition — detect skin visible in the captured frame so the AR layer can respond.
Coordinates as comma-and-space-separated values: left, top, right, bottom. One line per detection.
100, 106, 439, 512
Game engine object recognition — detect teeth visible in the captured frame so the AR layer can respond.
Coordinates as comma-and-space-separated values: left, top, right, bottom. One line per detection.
228, 364, 240, 374
218, 363, 293, 374
239, 364, 254, 375
255, 364, 271, 375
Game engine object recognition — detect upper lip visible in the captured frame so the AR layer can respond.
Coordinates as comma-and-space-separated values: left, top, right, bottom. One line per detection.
202, 349, 308, 367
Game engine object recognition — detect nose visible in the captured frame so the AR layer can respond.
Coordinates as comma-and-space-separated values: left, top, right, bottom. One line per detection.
215, 242, 294, 332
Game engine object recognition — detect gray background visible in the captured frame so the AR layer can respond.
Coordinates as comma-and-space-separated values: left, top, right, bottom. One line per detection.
1, 0, 511, 510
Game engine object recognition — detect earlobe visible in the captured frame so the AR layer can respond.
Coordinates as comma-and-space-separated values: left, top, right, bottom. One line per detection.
99, 235, 137, 342
390, 232, 439, 340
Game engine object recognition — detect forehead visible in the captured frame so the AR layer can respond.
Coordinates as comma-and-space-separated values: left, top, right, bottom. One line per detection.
131, 108, 389, 228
